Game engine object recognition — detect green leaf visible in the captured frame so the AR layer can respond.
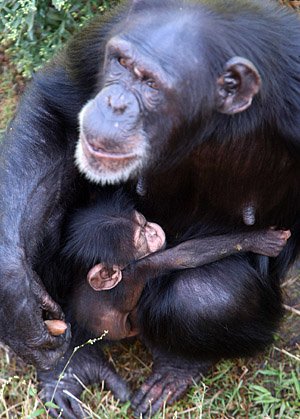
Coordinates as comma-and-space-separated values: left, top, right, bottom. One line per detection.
45, 401, 60, 409
29, 387, 37, 397
28, 409, 46, 418
251, 385, 271, 394
292, 371, 300, 397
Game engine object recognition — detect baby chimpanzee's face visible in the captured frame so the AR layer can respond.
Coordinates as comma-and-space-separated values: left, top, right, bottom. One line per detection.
133, 211, 166, 259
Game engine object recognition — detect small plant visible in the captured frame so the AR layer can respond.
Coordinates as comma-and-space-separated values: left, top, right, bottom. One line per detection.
0, 0, 114, 78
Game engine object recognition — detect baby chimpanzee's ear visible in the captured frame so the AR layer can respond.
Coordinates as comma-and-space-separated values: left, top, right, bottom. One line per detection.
87, 263, 122, 291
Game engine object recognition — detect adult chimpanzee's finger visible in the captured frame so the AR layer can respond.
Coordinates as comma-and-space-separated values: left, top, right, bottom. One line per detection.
102, 363, 131, 402
132, 374, 189, 417
131, 372, 162, 412
45, 390, 85, 419
22, 328, 71, 371
55, 392, 86, 419
30, 276, 65, 320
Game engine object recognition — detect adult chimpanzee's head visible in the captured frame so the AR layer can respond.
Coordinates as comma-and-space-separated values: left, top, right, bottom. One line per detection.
75, 0, 261, 185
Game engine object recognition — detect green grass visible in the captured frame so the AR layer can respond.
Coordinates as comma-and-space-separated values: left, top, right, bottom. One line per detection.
0, 337, 299, 418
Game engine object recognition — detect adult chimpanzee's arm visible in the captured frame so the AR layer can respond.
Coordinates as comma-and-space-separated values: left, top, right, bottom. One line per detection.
0, 2, 138, 370
124, 229, 290, 289
0, 69, 80, 369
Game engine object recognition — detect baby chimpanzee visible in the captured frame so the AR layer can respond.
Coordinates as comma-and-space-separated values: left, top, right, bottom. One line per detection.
64, 189, 166, 340
62, 190, 291, 341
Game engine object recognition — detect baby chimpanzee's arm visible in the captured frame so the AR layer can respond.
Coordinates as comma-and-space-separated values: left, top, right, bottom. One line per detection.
124, 228, 291, 288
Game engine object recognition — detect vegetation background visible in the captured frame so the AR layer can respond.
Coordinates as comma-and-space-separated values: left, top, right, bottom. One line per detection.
0, 0, 299, 417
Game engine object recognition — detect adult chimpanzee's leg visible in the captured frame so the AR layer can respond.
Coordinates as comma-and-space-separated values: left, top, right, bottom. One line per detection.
132, 255, 282, 416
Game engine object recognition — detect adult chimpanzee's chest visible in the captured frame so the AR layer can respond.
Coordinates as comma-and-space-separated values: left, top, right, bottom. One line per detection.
140, 137, 300, 239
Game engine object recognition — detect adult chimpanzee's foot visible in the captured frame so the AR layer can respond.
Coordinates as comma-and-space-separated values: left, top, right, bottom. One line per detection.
131, 350, 211, 417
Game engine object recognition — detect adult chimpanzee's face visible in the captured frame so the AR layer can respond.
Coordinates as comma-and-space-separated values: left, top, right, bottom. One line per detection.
75, 14, 189, 185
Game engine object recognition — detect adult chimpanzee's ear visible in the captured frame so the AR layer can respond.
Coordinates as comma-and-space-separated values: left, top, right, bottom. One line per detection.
87, 263, 122, 291
216, 57, 261, 114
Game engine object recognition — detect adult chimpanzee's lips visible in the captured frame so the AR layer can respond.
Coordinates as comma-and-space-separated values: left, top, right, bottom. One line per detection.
81, 135, 137, 161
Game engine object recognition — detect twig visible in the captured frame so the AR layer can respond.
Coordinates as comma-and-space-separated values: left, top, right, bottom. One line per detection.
177, 405, 202, 415
281, 275, 299, 288
283, 304, 300, 316
119, 343, 152, 371
0, 402, 24, 418
50, 331, 108, 404
62, 389, 102, 419
273, 347, 300, 362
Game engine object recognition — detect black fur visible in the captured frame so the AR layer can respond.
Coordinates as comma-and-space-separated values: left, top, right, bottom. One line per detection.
63, 190, 136, 267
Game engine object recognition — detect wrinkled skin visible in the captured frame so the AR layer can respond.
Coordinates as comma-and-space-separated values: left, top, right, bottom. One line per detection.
1, 0, 300, 417
0, 262, 70, 370
130, 349, 211, 416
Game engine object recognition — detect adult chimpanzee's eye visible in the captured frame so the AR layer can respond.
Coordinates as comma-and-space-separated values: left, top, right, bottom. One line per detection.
146, 79, 159, 90
118, 57, 128, 67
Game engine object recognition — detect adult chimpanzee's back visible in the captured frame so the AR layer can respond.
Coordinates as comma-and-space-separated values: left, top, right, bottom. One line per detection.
1, 0, 300, 416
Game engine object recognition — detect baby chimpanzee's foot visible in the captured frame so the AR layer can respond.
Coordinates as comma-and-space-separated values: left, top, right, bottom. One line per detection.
131, 351, 211, 417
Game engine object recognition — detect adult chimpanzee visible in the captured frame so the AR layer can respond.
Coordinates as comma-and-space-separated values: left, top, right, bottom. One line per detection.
1, 0, 300, 416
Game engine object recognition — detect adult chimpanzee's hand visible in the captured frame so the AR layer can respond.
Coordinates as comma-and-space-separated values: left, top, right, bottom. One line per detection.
0, 267, 71, 370
38, 340, 130, 418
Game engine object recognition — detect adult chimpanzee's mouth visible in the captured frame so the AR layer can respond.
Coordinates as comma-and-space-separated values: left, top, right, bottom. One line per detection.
82, 135, 137, 161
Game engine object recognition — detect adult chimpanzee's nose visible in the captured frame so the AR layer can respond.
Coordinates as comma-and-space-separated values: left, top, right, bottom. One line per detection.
106, 94, 127, 114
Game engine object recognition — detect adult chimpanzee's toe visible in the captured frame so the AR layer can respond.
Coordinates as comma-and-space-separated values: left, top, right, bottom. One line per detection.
131, 371, 189, 416
131, 356, 211, 417
101, 364, 131, 402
